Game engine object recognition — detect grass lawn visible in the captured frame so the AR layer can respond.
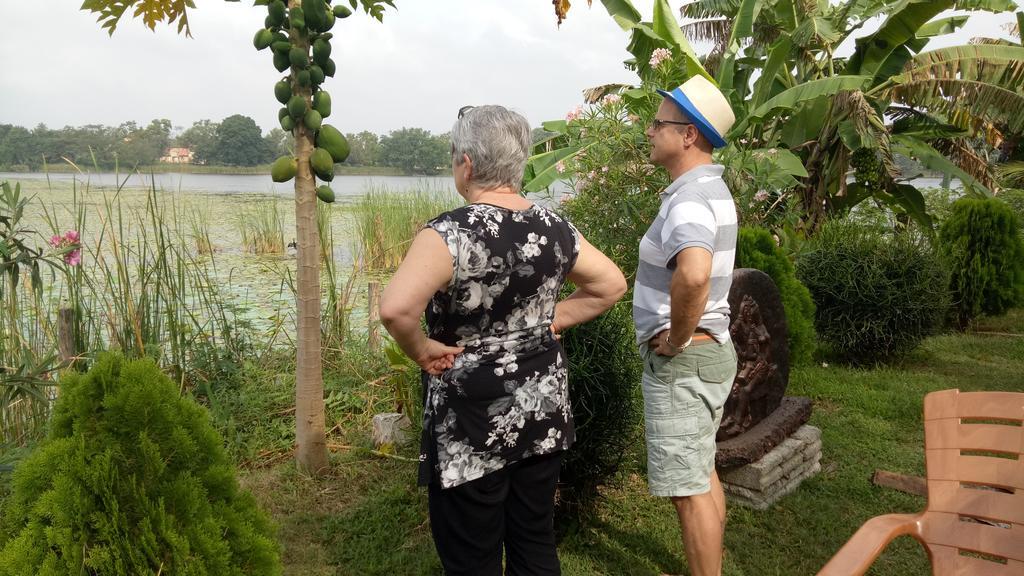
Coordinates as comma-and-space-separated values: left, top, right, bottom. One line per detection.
239, 309, 1021, 575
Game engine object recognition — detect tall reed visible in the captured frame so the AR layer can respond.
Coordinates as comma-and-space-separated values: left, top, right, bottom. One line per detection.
352, 184, 461, 271
237, 200, 285, 255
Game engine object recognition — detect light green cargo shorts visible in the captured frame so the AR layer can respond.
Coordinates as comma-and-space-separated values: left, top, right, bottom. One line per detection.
639, 338, 737, 497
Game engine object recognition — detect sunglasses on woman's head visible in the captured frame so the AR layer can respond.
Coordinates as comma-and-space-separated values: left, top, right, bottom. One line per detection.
458, 105, 474, 119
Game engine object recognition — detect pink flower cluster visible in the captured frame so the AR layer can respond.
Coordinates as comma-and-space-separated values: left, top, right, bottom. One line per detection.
600, 94, 622, 106
649, 48, 672, 68
565, 105, 583, 122
49, 230, 82, 266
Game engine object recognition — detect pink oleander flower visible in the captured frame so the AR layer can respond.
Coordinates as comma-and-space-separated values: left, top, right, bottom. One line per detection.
50, 230, 82, 266
754, 190, 770, 202
601, 166, 609, 173
556, 161, 566, 174
565, 105, 583, 122
601, 94, 622, 106
649, 48, 672, 68
588, 170, 597, 179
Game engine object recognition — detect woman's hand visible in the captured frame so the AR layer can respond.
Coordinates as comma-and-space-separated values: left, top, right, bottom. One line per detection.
415, 339, 465, 375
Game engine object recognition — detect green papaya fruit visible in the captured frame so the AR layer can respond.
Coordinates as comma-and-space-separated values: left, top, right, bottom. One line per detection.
319, 32, 333, 41
273, 51, 290, 72
280, 115, 295, 132
310, 148, 335, 181
313, 91, 331, 117
289, 6, 305, 29
334, 5, 352, 18
309, 65, 325, 86
323, 57, 336, 77
349, 0, 356, 7
289, 47, 309, 69
297, 70, 311, 87
312, 39, 331, 66
304, 109, 323, 131
316, 124, 350, 163
323, 10, 335, 31
254, 0, 270, 5
271, 40, 291, 54
264, 15, 276, 29
271, 156, 298, 183
316, 185, 336, 203
274, 80, 291, 104
288, 95, 307, 119
268, 0, 286, 26
254, 28, 274, 50
302, 0, 326, 31
271, 31, 288, 43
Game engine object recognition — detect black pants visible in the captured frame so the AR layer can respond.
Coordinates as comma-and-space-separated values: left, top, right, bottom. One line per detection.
428, 451, 563, 576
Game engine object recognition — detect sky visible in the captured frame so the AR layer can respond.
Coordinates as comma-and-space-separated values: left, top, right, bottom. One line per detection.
0, 1, 1019, 137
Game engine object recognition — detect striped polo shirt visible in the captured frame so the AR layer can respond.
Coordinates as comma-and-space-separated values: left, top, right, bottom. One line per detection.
633, 164, 737, 345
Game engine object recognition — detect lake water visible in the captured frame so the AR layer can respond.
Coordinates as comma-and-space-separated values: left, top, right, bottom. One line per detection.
0, 172, 457, 199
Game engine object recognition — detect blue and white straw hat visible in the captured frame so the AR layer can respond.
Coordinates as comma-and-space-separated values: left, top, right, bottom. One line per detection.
656, 75, 736, 148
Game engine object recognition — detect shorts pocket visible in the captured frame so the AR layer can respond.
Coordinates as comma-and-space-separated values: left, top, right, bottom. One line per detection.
647, 349, 675, 384
645, 401, 700, 473
697, 357, 736, 384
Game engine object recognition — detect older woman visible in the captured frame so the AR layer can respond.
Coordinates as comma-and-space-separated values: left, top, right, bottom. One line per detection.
380, 105, 625, 575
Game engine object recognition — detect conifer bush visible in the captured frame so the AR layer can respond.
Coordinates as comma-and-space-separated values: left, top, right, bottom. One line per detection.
939, 197, 1024, 329
735, 227, 817, 365
796, 222, 949, 364
0, 353, 281, 575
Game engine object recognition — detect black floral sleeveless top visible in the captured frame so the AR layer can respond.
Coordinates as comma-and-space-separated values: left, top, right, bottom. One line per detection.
418, 203, 580, 488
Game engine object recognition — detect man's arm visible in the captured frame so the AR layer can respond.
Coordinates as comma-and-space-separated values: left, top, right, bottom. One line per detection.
662, 246, 712, 352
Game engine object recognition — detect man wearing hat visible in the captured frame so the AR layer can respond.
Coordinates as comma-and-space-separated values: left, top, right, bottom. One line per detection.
633, 74, 738, 576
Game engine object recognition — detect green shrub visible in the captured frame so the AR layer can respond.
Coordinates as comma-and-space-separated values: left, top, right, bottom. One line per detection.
0, 353, 281, 576
939, 197, 1024, 329
796, 222, 949, 364
735, 227, 817, 365
559, 301, 642, 523
997, 188, 1024, 231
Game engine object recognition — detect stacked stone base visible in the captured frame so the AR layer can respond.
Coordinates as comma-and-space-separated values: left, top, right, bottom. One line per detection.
719, 425, 821, 510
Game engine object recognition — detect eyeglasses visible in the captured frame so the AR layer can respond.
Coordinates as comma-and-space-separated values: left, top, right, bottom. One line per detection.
650, 118, 692, 130
458, 105, 474, 119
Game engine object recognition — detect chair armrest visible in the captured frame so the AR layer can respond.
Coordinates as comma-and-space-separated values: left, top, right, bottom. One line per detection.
817, 513, 923, 576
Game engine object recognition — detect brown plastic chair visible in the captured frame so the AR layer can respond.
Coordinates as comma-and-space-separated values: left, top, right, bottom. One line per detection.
818, 389, 1024, 576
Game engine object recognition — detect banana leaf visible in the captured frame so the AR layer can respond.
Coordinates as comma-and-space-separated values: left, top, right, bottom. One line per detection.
734, 75, 871, 134
847, 0, 953, 78
524, 144, 586, 193
891, 134, 992, 197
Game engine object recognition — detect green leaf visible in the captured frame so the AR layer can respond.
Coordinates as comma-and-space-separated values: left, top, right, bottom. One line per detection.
652, 0, 711, 81
523, 145, 583, 193
953, 0, 1016, 11
734, 75, 871, 134
891, 134, 992, 197
598, 0, 643, 30
541, 120, 568, 134
750, 36, 793, 110
888, 183, 933, 230
847, 0, 954, 78
916, 15, 969, 37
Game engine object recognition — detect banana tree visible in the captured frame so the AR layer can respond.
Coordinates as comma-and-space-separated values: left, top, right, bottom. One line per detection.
79, 0, 394, 475
533, 0, 1024, 232
682, 0, 1024, 229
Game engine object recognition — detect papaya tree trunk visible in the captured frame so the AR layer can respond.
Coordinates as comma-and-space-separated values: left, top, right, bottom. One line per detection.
291, 1, 328, 475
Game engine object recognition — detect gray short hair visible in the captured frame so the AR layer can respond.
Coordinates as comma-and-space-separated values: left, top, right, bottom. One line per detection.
451, 105, 531, 192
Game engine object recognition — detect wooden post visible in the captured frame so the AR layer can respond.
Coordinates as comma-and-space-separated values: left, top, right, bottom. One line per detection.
368, 281, 382, 350
58, 307, 78, 364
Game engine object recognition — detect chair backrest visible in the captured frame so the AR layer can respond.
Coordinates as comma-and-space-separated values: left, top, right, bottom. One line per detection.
921, 389, 1024, 574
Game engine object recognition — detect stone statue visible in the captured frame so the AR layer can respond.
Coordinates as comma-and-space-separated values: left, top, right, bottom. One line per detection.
719, 295, 779, 438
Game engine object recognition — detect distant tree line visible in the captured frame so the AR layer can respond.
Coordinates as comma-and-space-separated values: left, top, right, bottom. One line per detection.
0, 117, 451, 174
